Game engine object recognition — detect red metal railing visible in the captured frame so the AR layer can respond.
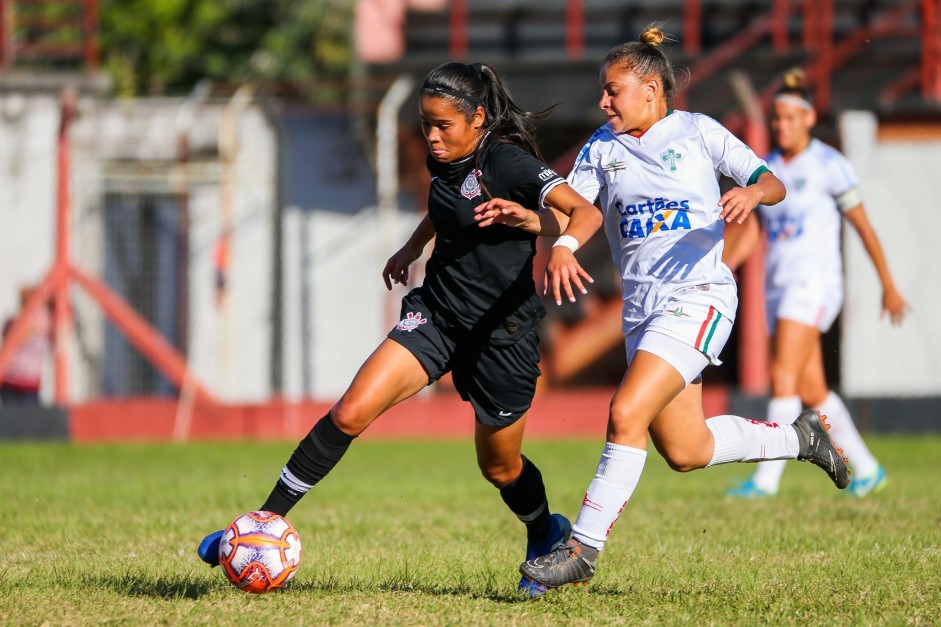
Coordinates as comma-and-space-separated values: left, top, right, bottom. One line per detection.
448, 0, 466, 59
925, 0, 941, 101
0, 0, 12, 68
683, 0, 701, 56
442, 0, 937, 108
0, 0, 99, 70
565, 0, 583, 59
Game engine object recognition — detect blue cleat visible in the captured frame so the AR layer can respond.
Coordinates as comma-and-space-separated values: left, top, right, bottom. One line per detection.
197, 529, 224, 567
518, 513, 572, 597
846, 464, 887, 498
725, 477, 778, 499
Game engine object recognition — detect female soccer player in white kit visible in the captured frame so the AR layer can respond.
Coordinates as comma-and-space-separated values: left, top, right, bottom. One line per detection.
724, 70, 909, 499
476, 27, 850, 589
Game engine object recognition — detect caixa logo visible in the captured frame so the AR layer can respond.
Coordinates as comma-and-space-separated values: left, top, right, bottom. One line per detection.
765, 214, 804, 242
614, 197, 692, 239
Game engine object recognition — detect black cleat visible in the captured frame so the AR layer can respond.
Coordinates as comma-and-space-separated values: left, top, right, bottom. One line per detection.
519, 538, 599, 589
793, 409, 850, 489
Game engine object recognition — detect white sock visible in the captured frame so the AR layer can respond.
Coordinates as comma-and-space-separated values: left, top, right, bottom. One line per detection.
819, 391, 878, 477
748, 396, 802, 492
571, 443, 647, 551
705, 413, 800, 465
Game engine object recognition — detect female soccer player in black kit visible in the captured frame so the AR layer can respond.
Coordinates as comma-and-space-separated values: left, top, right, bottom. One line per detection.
198, 62, 602, 597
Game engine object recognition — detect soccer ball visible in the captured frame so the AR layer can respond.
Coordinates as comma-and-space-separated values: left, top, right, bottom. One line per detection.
219, 511, 302, 593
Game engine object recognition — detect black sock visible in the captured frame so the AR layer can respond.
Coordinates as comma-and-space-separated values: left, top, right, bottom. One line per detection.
499, 455, 552, 543
261, 414, 355, 516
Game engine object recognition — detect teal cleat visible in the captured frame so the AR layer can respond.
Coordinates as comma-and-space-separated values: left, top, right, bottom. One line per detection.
518, 513, 572, 597
197, 529, 224, 567
725, 477, 778, 499
846, 464, 887, 498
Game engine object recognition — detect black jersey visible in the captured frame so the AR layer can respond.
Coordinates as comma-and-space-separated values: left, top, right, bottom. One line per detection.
418, 140, 564, 344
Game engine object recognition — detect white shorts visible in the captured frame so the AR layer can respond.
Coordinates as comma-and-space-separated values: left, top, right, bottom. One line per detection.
625, 285, 735, 386
766, 277, 842, 334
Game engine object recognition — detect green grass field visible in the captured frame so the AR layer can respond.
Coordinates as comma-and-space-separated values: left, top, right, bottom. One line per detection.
2, 436, 939, 625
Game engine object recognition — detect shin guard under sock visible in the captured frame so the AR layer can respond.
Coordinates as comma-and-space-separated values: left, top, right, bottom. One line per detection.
261, 414, 355, 516
499, 455, 552, 543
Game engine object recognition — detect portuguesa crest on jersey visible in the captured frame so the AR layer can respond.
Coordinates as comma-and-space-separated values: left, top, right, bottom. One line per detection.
460, 169, 483, 199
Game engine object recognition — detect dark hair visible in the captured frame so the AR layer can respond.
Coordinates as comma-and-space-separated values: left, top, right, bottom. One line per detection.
603, 25, 677, 107
420, 62, 554, 161
775, 68, 813, 104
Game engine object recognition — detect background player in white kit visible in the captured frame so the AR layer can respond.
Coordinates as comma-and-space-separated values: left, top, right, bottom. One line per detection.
475, 26, 849, 589
724, 69, 910, 499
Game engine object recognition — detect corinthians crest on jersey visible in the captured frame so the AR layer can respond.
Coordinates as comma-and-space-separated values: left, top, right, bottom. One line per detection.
460, 169, 483, 199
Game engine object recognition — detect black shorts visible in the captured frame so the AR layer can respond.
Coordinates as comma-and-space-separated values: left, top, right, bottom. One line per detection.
387, 291, 541, 428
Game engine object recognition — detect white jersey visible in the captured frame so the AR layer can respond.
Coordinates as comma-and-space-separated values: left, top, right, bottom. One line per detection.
759, 139, 861, 292
569, 110, 769, 333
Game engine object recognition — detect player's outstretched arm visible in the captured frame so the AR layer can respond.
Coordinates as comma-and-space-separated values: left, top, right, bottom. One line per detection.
473, 198, 567, 234
382, 213, 436, 290
843, 204, 911, 325
719, 171, 785, 224
541, 184, 604, 305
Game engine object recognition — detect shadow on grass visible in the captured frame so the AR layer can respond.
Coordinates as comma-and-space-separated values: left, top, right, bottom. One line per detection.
283, 579, 523, 603
94, 572, 215, 600
286, 575, 619, 604
92, 569, 619, 604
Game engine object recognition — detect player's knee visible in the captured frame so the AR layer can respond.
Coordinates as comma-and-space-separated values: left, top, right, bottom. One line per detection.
478, 454, 524, 487
770, 363, 799, 396
799, 382, 828, 408
661, 448, 708, 473
479, 462, 519, 487
330, 398, 372, 437
606, 402, 649, 444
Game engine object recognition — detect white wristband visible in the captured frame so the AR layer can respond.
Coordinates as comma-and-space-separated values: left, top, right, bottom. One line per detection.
553, 235, 579, 253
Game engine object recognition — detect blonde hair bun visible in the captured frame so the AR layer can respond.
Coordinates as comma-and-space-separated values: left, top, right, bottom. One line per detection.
639, 26, 665, 48
782, 68, 806, 89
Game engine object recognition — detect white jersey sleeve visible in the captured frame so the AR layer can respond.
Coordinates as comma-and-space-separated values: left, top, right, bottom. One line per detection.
567, 128, 608, 204
822, 148, 862, 212
693, 113, 769, 187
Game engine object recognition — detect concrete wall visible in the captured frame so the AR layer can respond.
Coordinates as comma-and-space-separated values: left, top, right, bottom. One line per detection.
280, 206, 422, 400
840, 112, 941, 397
0, 92, 59, 333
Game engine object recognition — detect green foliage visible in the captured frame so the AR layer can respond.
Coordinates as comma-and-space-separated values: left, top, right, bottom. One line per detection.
99, 0, 353, 100
1, 437, 939, 624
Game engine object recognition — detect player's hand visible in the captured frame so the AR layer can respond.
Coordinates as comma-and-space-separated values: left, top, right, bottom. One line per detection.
474, 198, 536, 230
382, 244, 422, 290
718, 186, 762, 224
544, 246, 594, 306
881, 285, 910, 325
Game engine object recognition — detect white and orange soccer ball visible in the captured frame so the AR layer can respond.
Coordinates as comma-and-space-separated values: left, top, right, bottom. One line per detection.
219, 511, 302, 593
